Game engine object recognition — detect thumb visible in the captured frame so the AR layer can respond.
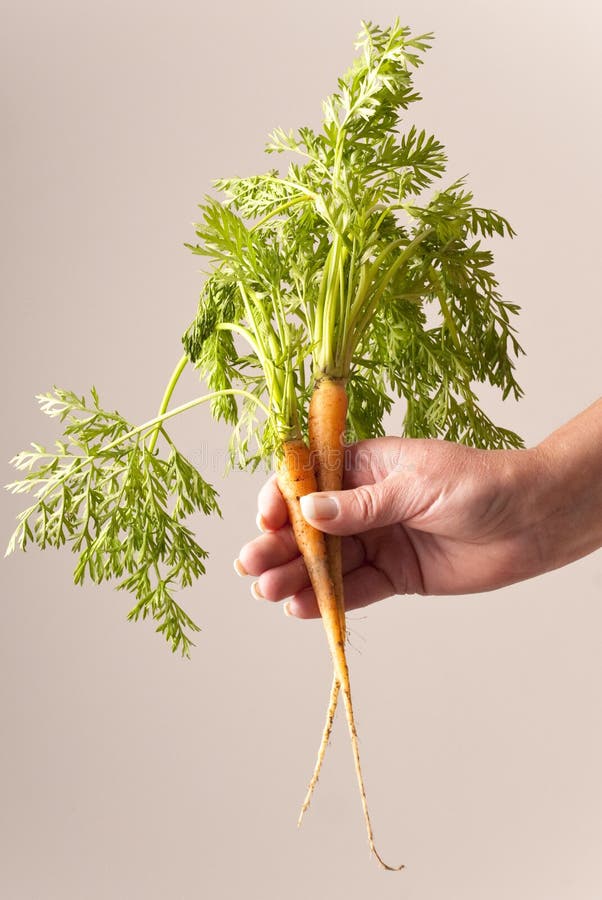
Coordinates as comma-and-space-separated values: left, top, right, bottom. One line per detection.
299, 478, 402, 536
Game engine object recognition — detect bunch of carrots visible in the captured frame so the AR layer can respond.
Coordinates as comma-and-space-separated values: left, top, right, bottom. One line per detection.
6, 21, 523, 869
279, 376, 381, 857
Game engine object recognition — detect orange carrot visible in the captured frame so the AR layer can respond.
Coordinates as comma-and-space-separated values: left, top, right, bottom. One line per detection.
297, 377, 348, 821
278, 409, 402, 870
277, 439, 343, 651
308, 376, 348, 627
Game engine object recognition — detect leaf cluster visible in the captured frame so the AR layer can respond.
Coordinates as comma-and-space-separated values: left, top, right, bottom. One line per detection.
183, 19, 524, 450
6, 388, 220, 655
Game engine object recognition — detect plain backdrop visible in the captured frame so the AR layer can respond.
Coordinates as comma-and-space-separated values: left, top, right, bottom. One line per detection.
1, 1, 601, 898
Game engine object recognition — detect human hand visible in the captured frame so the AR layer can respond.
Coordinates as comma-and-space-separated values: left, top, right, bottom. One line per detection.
237, 436, 546, 618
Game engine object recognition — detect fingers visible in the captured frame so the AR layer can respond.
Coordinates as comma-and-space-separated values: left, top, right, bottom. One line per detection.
299, 476, 403, 536
254, 436, 414, 533
260, 534, 366, 601
256, 473, 289, 532
253, 436, 417, 536
294, 436, 436, 537
237, 524, 407, 617
238, 436, 430, 615
340, 436, 410, 488
239, 530, 366, 601
284, 563, 398, 619
238, 524, 298, 576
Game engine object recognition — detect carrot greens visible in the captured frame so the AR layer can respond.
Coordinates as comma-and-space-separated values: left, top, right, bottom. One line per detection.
6, 19, 524, 867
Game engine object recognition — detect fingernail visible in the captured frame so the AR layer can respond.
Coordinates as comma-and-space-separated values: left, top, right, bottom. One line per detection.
300, 494, 339, 521
256, 513, 267, 532
233, 558, 247, 577
283, 600, 296, 617
251, 580, 264, 600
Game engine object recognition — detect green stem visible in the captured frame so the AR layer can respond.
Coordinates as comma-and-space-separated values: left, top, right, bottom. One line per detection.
345, 227, 433, 366
215, 321, 262, 357
431, 268, 462, 351
340, 239, 357, 366
333, 126, 347, 187
349, 227, 432, 327
229, 278, 298, 434
363, 236, 411, 288
236, 282, 278, 404
314, 237, 341, 373
258, 175, 319, 201
104, 389, 271, 457
251, 194, 312, 232
335, 243, 349, 369
147, 354, 189, 455
274, 140, 331, 177
322, 234, 340, 371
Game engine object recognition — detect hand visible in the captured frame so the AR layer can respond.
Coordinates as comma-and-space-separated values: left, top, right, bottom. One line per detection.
237, 436, 546, 618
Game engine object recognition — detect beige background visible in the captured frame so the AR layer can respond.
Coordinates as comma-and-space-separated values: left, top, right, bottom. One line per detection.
1, 1, 601, 897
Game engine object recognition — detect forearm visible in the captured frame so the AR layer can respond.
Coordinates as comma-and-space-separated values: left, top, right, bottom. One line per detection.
527, 398, 602, 573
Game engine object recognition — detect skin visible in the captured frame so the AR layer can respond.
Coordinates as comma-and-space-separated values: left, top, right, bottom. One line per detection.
238, 399, 602, 618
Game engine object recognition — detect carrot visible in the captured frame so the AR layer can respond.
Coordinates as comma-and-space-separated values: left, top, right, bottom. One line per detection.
297, 377, 348, 821
308, 376, 348, 623
277, 438, 343, 652
278, 397, 403, 870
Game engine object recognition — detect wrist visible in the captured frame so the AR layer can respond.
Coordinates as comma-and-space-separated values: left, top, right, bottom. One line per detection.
492, 446, 558, 580
521, 408, 602, 574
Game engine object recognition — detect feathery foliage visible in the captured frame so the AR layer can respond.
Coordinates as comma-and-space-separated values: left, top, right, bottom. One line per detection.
6, 20, 524, 653
185, 19, 523, 449
6, 388, 221, 655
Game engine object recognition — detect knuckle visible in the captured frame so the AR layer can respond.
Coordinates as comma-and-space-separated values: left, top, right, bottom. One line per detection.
275, 525, 299, 558
259, 571, 285, 601
352, 484, 379, 523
